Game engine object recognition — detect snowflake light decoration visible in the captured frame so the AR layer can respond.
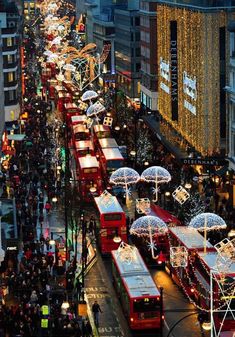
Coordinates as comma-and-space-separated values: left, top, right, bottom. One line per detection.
170, 246, 188, 268
172, 185, 190, 205
147, 240, 157, 252
136, 198, 150, 214
141, 166, 171, 202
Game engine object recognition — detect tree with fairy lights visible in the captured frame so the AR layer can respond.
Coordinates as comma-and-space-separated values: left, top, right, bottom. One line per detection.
136, 127, 153, 166
178, 192, 206, 225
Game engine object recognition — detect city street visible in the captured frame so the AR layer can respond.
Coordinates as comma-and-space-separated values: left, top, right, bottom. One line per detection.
0, 0, 234, 337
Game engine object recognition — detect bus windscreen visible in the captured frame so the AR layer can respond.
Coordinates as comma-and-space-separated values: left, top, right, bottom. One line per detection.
133, 298, 160, 313
104, 213, 122, 221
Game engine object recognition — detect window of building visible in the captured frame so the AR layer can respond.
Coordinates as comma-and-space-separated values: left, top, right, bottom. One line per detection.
9, 90, 15, 101
232, 133, 235, 157
6, 37, 13, 47
8, 72, 14, 82
232, 104, 235, 121
135, 17, 140, 26
136, 63, 141, 72
136, 48, 141, 57
7, 55, 14, 63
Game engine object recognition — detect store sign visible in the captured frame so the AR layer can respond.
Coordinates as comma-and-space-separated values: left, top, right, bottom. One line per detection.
170, 21, 178, 121
184, 100, 196, 115
160, 82, 170, 94
183, 71, 197, 115
181, 158, 228, 166
160, 57, 170, 81
183, 71, 197, 100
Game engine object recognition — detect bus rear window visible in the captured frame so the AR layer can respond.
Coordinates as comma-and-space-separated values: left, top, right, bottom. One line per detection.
104, 213, 122, 221
83, 168, 97, 173
133, 298, 160, 313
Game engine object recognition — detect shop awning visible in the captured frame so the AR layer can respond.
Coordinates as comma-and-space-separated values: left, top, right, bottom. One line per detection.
8, 134, 25, 141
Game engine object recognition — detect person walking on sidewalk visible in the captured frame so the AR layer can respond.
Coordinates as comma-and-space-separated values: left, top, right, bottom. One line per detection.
92, 300, 102, 326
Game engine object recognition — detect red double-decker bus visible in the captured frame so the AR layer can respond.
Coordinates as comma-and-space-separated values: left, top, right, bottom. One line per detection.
47, 79, 58, 100
70, 115, 87, 126
192, 252, 235, 333
77, 155, 102, 201
99, 147, 124, 183
74, 140, 95, 158
111, 245, 164, 330
64, 102, 80, 125
92, 124, 111, 147
94, 194, 126, 254
57, 92, 72, 113
167, 226, 215, 288
72, 124, 90, 144
41, 68, 52, 85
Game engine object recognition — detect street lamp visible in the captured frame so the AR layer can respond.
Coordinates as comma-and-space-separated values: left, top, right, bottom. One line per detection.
185, 183, 192, 190
228, 229, 235, 238
89, 186, 97, 194
201, 322, 211, 331
113, 233, 122, 243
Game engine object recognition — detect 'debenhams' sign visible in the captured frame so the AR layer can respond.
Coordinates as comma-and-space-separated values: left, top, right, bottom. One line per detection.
181, 158, 228, 166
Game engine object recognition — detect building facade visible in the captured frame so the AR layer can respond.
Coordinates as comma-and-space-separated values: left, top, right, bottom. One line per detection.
140, 0, 158, 112
0, 28, 5, 138
156, 1, 235, 157
114, 5, 141, 99
0, 1, 21, 124
227, 21, 235, 173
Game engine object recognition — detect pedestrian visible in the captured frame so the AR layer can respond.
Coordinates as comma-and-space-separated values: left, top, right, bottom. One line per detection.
92, 300, 102, 326
84, 319, 93, 337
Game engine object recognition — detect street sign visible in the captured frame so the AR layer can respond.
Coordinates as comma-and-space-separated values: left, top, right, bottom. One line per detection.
78, 302, 87, 316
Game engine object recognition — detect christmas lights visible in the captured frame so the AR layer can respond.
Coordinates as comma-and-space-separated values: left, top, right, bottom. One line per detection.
141, 166, 171, 202
156, 5, 232, 155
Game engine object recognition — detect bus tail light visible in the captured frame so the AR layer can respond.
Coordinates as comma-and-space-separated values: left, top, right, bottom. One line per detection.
130, 317, 134, 322
161, 315, 165, 320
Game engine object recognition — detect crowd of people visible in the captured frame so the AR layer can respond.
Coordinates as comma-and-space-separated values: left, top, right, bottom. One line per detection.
0, 12, 94, 337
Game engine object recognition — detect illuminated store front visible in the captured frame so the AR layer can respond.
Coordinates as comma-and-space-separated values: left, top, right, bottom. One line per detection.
157, 3, 235, 156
